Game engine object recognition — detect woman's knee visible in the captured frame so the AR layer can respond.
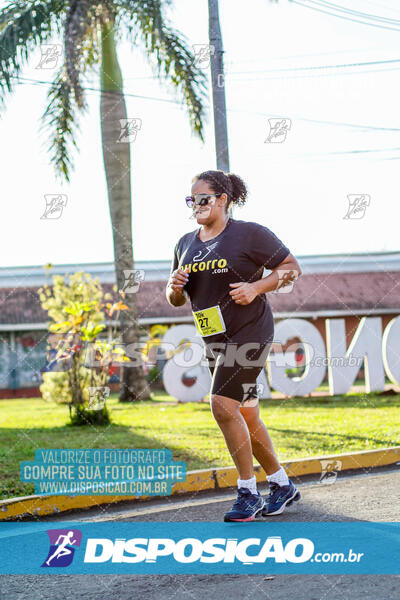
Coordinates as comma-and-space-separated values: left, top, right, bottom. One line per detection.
210, 394, 240, 423
241, 408, 262, 432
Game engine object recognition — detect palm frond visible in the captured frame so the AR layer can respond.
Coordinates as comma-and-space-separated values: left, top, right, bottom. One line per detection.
0, 0, 67, 106
41, 33, 97, 181
116, 0, 208, 141
63, 0, 101, 108
0, 1, 28, 26
41, 66, 82, 182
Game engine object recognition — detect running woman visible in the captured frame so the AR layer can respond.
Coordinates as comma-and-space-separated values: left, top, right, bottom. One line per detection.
166, 170, 302, 522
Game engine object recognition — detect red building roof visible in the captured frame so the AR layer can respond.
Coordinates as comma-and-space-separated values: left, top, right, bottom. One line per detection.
1, 269, 399, 328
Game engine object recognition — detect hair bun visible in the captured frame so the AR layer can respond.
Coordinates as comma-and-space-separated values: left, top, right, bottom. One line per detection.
227, 172, 248, 206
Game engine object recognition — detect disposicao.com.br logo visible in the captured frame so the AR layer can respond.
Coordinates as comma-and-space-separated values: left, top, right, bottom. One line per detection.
82, 536, 363, 565
33, 525, 369, 574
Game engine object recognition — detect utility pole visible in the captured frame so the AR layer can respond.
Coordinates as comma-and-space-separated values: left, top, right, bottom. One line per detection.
208, 0, 233, 216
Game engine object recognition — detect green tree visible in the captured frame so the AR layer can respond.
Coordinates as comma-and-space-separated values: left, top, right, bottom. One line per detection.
0, 0, 207, 401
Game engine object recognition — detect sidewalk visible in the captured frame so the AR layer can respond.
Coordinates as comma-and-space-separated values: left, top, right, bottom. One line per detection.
1, 446, 399, 520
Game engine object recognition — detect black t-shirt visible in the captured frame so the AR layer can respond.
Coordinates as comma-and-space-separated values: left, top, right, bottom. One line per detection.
169, 217, 290, 344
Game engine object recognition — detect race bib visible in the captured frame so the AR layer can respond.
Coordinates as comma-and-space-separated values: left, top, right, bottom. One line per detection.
192, 305, 226, 337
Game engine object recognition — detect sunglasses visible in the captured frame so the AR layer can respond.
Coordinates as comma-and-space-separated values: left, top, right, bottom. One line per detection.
185, 193, 222, 208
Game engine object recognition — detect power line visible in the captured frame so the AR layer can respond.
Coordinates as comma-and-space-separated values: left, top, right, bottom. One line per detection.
228, 57, 400, 75
12, 55, 400, 89
306, 0, 400, 25
225, 48, 376, 61
8, 75, 400, 132
292, 149, 400, 162
7, 75, 185, 105
227, 107, 400, 132
291, 0, 400, 31
302, 146, 400, 156
227, 66, 400, 82
361, 0, 400, 15
362, 0, 400, 12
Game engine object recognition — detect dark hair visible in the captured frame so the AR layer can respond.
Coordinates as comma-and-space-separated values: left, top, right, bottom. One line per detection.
192, 169, 248, 212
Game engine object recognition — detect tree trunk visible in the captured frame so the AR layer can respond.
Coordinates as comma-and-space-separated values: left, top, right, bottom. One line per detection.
99, 18, 150, 402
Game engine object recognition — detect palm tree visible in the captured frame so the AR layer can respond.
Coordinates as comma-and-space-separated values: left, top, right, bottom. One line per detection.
0, 0, 207, 401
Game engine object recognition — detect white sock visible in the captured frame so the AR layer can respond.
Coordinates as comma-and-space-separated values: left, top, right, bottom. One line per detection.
237, 475, 257, 495
267, 466, 289, 487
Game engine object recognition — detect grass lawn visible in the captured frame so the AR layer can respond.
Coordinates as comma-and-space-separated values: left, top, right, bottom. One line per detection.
1, 391, 399, 500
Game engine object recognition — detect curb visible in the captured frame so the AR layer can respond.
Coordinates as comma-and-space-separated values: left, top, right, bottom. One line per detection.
1, 446, 399, 521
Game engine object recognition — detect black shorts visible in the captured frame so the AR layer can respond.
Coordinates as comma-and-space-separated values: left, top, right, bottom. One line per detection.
203, 340, 272, 403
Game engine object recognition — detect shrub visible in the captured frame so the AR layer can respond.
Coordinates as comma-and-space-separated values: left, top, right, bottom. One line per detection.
38, 270, 129, 425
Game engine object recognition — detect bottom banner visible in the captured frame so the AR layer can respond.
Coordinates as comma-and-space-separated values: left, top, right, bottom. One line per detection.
0, 521, 399, 574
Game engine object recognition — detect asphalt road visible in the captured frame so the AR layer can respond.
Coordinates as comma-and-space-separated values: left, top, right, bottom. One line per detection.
1, 468, 400, 600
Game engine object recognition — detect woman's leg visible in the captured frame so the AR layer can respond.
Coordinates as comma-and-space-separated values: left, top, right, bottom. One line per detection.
239, 401, 281, 475
210, 393, 254, 480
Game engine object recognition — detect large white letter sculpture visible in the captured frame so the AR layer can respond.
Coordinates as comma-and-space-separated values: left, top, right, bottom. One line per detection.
158, 315, 398, 401
160, 324, 271, 402
326, 317, 385, 394
161, 325, 212, 402
382, 316, 400, 386
268, 318, 327, 396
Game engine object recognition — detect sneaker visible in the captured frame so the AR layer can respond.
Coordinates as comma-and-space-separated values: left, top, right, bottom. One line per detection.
262, 479, 301, 516
224, 487, 265, 522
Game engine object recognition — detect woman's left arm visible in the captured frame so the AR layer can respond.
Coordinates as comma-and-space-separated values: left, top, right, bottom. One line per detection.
229, 253, 302, 305
252, 252, 302, 295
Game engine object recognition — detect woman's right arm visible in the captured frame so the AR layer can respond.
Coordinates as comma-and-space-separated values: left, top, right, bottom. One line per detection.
166, 267, 189, 307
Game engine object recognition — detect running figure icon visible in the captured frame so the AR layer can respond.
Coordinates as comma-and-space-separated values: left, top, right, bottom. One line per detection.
45, 531, 77, 566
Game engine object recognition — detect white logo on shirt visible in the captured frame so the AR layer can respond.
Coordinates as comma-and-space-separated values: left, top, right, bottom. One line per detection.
193, 241, 218, 262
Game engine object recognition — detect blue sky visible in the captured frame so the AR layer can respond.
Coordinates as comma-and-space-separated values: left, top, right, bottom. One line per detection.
1, 0, 400, 267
